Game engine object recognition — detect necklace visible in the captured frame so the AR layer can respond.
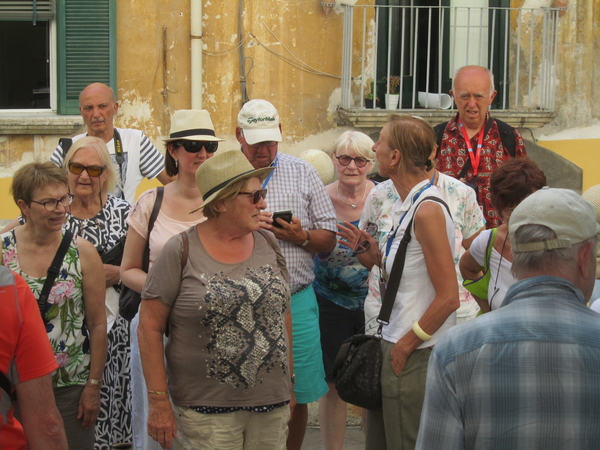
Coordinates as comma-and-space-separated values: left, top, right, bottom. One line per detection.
337, 182, 367, 209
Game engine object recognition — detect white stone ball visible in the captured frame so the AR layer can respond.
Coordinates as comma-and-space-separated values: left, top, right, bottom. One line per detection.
299, 149, 335, 185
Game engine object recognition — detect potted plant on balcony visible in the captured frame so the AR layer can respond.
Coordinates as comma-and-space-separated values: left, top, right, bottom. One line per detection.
384, 76, 400, 110
364, 79, 381, 109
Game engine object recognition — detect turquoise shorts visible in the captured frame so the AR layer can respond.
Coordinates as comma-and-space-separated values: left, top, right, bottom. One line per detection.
290, 284, 329, 404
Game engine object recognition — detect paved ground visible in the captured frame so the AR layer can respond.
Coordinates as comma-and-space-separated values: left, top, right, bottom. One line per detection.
302, 426, 365, 450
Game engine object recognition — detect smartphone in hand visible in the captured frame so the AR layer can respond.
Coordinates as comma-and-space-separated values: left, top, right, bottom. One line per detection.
272, 210, 293, 228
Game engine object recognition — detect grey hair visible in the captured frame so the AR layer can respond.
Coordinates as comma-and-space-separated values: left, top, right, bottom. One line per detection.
331, 130, 375, 160
452, 66, 495, 97
512, 224, 598, 279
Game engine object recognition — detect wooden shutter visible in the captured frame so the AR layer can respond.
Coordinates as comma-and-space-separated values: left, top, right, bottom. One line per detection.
56, 0, 115, 114
0, 0, 54, 21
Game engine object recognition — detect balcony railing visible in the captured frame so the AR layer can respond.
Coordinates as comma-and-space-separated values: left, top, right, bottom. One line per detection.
339, 3, 564, 123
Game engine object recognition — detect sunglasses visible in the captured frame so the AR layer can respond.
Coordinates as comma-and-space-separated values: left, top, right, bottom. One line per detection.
31, 193, 74, 212
175, 140, 218, 154
335, 155, 372, 168
238, 189, 268, 204
68, 162, 106, 177
354, 222, 378, 254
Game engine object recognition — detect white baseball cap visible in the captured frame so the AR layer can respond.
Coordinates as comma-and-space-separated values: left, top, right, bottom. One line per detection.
237, 99, 282, 145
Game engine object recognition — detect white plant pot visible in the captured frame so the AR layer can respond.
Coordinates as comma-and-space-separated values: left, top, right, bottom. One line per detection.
385, 94, 400, 110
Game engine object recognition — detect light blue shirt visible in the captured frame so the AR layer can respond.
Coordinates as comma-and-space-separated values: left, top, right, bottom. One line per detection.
417, 276, 600, 450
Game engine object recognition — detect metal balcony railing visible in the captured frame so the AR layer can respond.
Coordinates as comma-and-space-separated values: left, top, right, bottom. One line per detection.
340, 3, 564, 113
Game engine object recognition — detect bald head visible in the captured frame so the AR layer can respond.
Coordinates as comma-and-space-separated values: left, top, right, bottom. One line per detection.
450, 66, 497, 132
79, 83, 118, 142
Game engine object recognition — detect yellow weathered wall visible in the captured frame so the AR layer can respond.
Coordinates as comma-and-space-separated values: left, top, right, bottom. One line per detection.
1, 0, 600, 220
537, 138, 600, 191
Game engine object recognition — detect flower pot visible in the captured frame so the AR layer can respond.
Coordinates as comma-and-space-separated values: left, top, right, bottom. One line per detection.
385, 94, 400, 110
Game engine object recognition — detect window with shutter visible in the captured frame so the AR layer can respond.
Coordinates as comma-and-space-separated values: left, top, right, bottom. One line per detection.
57, 0, 116, 114
0, 0, 115, 113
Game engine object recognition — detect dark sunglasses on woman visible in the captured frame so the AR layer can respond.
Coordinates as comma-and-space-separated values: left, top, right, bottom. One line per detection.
238, 189, 268, 204
175, 140, 218, 154
68, 162, 106, 177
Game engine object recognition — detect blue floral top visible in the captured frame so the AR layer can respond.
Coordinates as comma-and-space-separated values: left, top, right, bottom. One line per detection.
313, 220, 369, 311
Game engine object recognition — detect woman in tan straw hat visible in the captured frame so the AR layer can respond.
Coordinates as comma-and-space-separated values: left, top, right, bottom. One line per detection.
138, 150, 294, 450
120, 109, 222, 450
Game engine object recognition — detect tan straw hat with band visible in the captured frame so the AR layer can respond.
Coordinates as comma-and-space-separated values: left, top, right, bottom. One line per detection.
164, 109, 224, 142
193, 150, 274, 213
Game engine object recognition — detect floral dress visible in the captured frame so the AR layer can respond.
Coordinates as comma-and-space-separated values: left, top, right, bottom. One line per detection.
1, 231, 90, 386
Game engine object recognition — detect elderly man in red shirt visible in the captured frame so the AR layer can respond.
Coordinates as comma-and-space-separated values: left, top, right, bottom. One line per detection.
435, 65, 527, 229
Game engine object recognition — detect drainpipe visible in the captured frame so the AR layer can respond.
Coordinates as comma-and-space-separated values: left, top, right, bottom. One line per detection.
191, 0, 202, 109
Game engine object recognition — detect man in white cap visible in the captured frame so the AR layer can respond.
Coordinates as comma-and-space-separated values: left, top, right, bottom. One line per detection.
50, 83, 172, 204
236, 99, 337, 450
417, 187, 600, 450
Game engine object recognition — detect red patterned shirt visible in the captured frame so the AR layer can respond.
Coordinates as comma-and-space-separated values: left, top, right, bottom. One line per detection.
436, 113, 527, 228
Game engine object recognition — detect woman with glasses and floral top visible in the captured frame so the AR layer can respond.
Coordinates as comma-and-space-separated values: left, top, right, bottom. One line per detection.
138, 150, 293, 450
120, 110, 221, 450
313, 131, 375, 450
1, 161, 107, 450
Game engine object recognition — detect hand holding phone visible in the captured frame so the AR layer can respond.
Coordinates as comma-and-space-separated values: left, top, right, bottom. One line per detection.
272, 210, 293, 228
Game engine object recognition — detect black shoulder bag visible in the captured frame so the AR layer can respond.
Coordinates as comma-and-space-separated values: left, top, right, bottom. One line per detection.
119, 187, 164, 321
38, 231, 74, 322
327, 196, 450, 410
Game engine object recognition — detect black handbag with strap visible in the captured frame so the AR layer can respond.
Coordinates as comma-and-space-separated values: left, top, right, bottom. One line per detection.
119, 187, 164, 321
327, 196, 451, 410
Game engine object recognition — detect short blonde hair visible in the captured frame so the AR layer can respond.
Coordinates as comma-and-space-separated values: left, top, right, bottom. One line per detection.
331, 130, 375, 160
11, 162, 67, 205
64, 136, 119, 195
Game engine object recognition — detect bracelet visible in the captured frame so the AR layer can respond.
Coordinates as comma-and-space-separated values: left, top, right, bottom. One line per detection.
87, 378, 103, 387
412, 321, 432, 341
147, 390, 169, 395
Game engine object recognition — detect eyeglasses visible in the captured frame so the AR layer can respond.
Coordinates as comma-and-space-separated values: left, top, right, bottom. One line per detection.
238, 189, 268, 204
354, 222, 378, 254
247, 141, 278, 150
335, 155, 372, 168
68, 162, 106, 177
175, 140, 218, 154
31, 194, 74, 211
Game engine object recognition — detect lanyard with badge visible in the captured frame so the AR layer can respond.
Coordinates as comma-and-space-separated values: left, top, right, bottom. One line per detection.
380, 175, 435, 298
261, 153, 278, 189
458, 119, 485, 177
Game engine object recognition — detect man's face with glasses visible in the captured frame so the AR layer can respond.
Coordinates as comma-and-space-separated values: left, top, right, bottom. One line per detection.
236, 128, 279, 169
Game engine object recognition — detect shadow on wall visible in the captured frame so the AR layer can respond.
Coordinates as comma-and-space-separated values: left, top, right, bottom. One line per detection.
525, 139, 583, 193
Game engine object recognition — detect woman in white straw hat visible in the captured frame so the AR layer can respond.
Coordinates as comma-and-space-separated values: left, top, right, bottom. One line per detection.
139, 150, 294, 450
121, 109, 222, 450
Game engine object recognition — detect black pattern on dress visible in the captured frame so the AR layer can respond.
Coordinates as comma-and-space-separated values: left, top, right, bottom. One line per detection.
65, 195, 133, 450
202, 264, 289, 389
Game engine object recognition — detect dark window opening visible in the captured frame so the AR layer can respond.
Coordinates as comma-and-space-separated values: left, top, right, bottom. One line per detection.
0, 21, 50, 109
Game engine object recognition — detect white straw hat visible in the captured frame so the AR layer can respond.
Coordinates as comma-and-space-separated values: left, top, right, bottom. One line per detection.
164, 110, 223, 142
194, 150, 274, 211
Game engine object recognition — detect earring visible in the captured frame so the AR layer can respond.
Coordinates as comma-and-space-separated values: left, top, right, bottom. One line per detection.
175, 159, 178, 168
390, 164, 395, 169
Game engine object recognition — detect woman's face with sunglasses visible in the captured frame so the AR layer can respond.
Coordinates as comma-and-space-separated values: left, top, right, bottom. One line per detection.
170, 140, 218, 174
67, 147, 109, 199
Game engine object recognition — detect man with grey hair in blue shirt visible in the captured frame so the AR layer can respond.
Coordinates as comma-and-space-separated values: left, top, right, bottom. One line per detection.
417, 187, 600, 450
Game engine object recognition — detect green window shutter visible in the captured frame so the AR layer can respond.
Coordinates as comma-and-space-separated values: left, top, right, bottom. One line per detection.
0, 0, 54, 21
56, 0, 115, 114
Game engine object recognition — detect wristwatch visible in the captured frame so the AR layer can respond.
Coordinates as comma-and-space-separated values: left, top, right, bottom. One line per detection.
300, 230, 311, 247
87, 378, 103, 387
